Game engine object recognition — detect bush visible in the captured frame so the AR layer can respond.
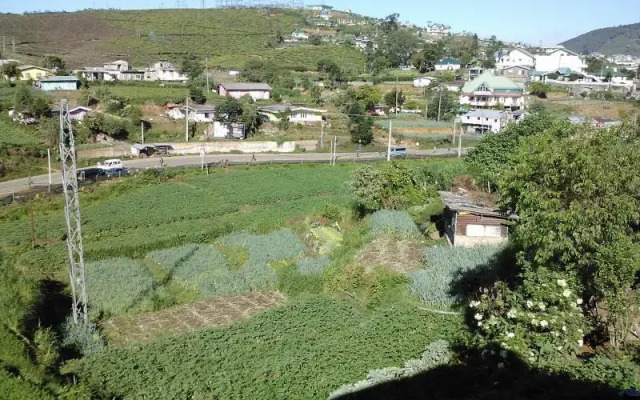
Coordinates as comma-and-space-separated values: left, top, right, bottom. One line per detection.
408, 246, 502, 307
371, 210, 421, 238
85, 258, 154, 316
297, 256, 331, 275
328, 340, 452, 399
60, 316, 105, 357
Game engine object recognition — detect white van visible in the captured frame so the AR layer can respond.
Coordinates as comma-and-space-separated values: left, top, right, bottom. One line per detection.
98, 159, 123, 170
389, 146, 408, 157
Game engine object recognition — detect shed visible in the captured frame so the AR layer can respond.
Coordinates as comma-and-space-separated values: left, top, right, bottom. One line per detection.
39, 76, 80, 91
218, 83, 272, 101
439, 191, 515, 247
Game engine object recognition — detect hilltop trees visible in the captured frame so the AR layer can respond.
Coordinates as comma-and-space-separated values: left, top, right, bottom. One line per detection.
382, 30, 419, 67
412, 42, 445, 73
180, 53, 204, 80
42, 55, 66, 71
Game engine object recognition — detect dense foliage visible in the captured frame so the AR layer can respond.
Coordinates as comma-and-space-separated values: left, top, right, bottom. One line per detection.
370, 210, 421, 238
72, 297, 463, 399
409, 246, 503, 307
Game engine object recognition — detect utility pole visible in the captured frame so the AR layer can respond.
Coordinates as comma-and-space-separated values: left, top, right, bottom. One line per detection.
395, 77, 399, 117
47, 149, 52, 193
59, 100, 88, 325
437, 87, 443, 122
185, 96, 189, 142
457, 123, 462, 158
205, 56, 210, 94
141, 121, 145, 145
387, 119, 392, 161
452, 119, 456, 147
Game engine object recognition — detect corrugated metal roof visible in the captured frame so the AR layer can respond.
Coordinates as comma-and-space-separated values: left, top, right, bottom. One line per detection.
462, 71, 523, 93
40, 76, 79, 82
465, 110, 504, 119
438, 191, 515, 219
219, 82, 272, 91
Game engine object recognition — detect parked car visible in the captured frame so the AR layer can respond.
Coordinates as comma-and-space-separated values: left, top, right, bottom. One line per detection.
77, 167, 103, 182
103, 168, 129, 178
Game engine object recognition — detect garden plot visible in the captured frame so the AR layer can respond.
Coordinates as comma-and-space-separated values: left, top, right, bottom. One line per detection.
101, 291, 287, 345
357, 235, 423, 274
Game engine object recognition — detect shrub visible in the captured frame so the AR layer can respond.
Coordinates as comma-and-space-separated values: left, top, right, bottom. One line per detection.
297, 256, 331, 275
371, 210, 421, 238
85, 258, 154, 316
408, 246, 502, 307
328, 340, 452, 399
60, 316, 105, 357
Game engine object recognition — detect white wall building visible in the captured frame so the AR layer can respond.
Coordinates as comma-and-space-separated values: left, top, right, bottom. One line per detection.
495, 48, 535, 70
460, 109, 506, 134
534, 48, 587, 73
145, 61, 188, 82
168, 104, 216, 122
413, 76, 436, 88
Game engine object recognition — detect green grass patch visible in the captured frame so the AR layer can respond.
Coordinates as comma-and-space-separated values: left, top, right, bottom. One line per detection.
72, 296, 463, 399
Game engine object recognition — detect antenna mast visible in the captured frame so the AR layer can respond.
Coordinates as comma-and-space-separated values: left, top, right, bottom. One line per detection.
59, 100, 88, 325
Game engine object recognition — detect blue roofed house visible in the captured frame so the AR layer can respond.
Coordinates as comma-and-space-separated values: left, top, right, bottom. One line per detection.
459, 71, 526, 110
39, 76, 80, 91
435, 57, 462, 71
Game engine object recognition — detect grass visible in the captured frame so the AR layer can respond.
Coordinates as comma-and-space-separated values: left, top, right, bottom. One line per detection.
371, 210, 422, 238
72, 296, 463, 400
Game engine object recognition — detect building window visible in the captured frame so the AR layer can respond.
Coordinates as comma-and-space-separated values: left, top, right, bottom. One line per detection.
298, 112, 308, 119
466, 224, 502, 238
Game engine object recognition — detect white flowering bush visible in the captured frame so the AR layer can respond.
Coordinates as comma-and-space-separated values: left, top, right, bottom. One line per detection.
470, 268, 585, 366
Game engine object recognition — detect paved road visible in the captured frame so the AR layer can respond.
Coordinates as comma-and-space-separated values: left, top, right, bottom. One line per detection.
0, 149, 467, 197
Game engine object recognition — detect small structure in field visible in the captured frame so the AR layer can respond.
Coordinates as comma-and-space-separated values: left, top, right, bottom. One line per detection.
439, 191, 515, 247
218, 83, 272, 101
49, 104, 92, 121
39, 76, 80, 91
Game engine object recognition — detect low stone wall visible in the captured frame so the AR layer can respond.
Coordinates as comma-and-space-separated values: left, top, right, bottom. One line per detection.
77, 140, 318, 159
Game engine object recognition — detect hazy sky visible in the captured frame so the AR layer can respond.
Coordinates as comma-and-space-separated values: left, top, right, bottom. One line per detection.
4, 0, 639, 44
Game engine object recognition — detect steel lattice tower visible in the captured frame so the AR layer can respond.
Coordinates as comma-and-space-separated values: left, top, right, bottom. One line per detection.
59, 100, 88, 325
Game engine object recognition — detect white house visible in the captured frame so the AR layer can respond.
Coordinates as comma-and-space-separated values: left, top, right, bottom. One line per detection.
145, 61, 188, 82
460, 109, 506, 134
167, 104, 216, 122
534, 48, 587, 73
103, 60, 130, 72
495, 48, 535, 70
413, 76, 436, 88
425, 23, 451, 36
258, 105, 327, 124
460, 71, 526, 110
212, 122, 246, 139
435, 57, 461, 71
49, 104, 92, 121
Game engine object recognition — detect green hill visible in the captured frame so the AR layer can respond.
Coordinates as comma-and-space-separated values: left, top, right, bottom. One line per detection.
0, 8, 365, 71
560, 22, 640, 56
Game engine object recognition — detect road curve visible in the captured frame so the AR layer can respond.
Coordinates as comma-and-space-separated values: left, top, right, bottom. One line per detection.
0, 149, 467, 197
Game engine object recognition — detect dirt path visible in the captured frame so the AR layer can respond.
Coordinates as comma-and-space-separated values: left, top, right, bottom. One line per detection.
101, 291, 287, 346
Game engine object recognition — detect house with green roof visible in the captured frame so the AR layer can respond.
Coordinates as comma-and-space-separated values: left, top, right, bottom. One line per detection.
459, 71, 526, 110
435, 57, 462, 71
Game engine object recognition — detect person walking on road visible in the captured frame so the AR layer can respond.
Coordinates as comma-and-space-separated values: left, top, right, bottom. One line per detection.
160, 156, 164, 167
251, 153, 256, 162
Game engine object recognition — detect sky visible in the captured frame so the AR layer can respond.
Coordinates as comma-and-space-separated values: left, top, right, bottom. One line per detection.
3, 0, 639, 45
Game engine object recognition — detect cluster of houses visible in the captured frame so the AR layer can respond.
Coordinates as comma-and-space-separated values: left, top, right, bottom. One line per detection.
73, 60, 188, 83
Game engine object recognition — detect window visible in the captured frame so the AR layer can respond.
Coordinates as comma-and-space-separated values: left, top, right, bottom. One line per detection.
466, 224, 503, 238
298, 112, 308, 119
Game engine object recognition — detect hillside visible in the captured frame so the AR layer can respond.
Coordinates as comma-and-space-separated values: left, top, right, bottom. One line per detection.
0, 8, 365, 71
560, 22, 640, 56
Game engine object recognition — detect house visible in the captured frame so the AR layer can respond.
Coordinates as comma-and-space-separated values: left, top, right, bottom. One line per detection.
425, 23, 451, 36
459, 71, 526, 110
119, 70, 146, 81
103, 60, 130, 72
495, 48, 535, 70
497, 65, 532, 82
460, 109, 505, 134
145, 61, 188, 82
307, 4, 333, 11
49, 104, 92, 121
39, 76, 80, 91
435, 57, 461, 71
73, 67, 119, 82
468, 66, 484, 80
167, 104, 216, 122
258, 105, 327, 124
211, 122, 246, 139
534, 48, 587, 73
291, 30, 309, 40
413, 76, 436, 88
439, 191, 515, 247
218, 83, 272, 101
17, 65, 53, 81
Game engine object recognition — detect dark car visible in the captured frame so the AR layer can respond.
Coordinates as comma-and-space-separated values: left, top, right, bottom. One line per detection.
103, 168, 129, 178
77, 167, 103, 182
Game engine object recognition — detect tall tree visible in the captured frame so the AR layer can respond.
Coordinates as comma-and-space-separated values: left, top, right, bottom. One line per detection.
1, 62, 22, 80
381, 13, 400, 34
383, 30, 419, 67
215, 97, 243, 123
412, 42, 444, 73
42, 55, 65, 71
180, 54, 204, 80
383, 88, 405, 108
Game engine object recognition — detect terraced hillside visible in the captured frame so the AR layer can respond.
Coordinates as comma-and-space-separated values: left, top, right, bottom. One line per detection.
0, 8, 366, 70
